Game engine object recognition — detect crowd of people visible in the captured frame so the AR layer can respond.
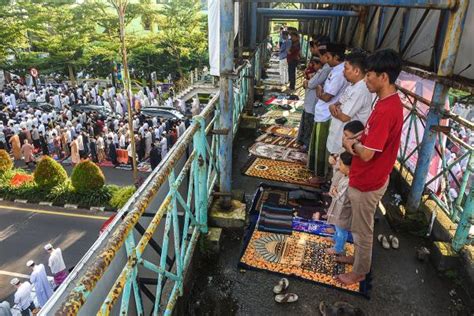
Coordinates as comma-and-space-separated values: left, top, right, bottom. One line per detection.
0, 81, 196, 171
278, 28, 405, 285
2, 244, 67, 315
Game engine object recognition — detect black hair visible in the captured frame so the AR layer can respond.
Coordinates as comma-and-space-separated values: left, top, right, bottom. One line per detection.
345, 52, 368, 73
315, 35, 330, 46
282, 31, 289, 37
326, 43, 346, 61
339, 151, 353, 166
366, 49, 402, 84
290, 31, 299, 37
343, 120, 365, 134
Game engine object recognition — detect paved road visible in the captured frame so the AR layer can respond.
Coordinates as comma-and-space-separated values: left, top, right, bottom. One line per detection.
0, 201, 113, 301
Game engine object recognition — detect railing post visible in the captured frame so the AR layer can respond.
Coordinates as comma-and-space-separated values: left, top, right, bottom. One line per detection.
246, 58, 256, 115
452, 186, 474, 251
406, 0, 468, 215
193, 116, 209, 233
218, 0, 234, 208
250, 2, 257, 49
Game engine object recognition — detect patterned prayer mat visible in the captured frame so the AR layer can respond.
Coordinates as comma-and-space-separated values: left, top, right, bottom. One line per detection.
248, 142, 307, 164
265, 125, 299, 138
242, 156, 317, 187
260, 117, 300, 128
239, 230, 366, 294
255, 134, 301, 149
261, 110, 302, 120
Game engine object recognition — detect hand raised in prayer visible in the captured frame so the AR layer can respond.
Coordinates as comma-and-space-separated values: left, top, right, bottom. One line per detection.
343, 135, 358, 156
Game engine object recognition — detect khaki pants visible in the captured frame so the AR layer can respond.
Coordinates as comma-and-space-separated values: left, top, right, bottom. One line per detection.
348, 179, 389, 275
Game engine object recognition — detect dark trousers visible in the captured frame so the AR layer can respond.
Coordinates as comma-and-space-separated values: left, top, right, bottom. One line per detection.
288, 60, 298, 90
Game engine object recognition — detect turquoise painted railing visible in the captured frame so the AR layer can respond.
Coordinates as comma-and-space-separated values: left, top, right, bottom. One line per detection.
397, 86, 473, 251
43, 41, 268, 316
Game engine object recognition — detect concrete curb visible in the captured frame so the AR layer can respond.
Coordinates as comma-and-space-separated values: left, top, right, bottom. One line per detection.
64, 204, 79, 209
0, 198, 115, 213
14, 199, 28, 204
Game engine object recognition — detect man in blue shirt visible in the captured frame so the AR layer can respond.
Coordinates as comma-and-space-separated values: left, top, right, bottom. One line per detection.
279, 31, 291, 85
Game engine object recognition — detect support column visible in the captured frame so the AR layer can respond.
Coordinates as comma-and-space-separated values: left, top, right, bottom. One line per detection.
452, 186, 473, 251
218, 0, 235, 208
238, 2, 244, 58
406, 0, 469, 214
330, 17, 338, 42
250, 2, 257, 49
354, 6, 368, 48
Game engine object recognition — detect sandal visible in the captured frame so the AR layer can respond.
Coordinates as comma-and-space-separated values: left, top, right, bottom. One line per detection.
389, 235, 400, 249
275, 293, 298, 303
378, 234, 390, 249
273, 277, 289, 294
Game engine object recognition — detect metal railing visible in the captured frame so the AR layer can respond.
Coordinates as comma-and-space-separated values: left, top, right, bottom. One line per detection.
41, 41, 268, 316
397, 84, 473, 250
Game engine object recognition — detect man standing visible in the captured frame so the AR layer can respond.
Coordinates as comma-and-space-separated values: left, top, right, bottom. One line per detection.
10, 278, 34, 316
44, 243, 68, 288
287, 31, 301, 91
27, 260, 53, 308
278, 31, 291, 86
338, 49, 403, 285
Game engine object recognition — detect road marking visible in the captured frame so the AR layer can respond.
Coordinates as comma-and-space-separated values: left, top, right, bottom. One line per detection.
0, 270, 53, 281
0, 205, 109, 220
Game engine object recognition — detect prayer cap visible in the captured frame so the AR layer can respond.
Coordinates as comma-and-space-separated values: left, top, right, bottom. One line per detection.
26, 260, 35, 267
10, 278, 20, 285
44, 243, 53, 250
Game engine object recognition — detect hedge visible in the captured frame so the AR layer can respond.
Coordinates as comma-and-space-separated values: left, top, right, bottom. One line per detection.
0, 150, 13, 173
71, 160, 105, 193
34, 156, 68, 190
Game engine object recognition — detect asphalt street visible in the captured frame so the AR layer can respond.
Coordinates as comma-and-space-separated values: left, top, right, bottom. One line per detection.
0, 201, 114, 301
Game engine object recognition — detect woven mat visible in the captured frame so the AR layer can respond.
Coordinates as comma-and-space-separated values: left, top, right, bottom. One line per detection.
242, 156, 317, 187
260, 117, 300, 128
239, 230, 368, 295
255, 134, 301, 149
265, 125, 299, 138
248, 142, 307, 164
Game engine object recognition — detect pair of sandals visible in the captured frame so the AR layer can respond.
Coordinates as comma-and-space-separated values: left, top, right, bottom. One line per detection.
273, 278, 298, 303
378, 234, 400, 250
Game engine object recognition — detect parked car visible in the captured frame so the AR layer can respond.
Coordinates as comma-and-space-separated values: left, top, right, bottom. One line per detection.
71, 104, 113, 120
140, 107, 184, 120
18, 101, 54, 113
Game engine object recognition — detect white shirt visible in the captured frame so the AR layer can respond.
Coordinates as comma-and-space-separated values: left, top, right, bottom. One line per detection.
14, 282, 33, 310
313, 62, 348, 122
326, 79, 374, 154
48, 248, 66, 274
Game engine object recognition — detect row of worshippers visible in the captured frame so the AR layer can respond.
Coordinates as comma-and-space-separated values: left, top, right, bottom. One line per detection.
0, 94, 190, 168
279, 32, 407, 286
8, 244, 67, 315
1, 80, 180, 118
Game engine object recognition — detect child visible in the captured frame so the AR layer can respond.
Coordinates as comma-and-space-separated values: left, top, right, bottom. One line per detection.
325, 151, 353, 255
328, 120, 365, 170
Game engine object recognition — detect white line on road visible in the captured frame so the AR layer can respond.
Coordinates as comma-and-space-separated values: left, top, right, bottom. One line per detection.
0, 270, 53, 281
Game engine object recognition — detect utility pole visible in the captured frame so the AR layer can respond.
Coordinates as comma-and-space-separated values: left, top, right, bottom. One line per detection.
110, 0, 138, 183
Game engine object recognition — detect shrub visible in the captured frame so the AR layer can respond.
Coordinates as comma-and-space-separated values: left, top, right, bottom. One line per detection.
71, 160, 105, 193
0, 150, 13, 173
34, 156, 68, 190
110, 186, 136, 209
48, 181, 112, 207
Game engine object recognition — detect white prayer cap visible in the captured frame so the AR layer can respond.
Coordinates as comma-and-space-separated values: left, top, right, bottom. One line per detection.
10, 278, 20, 285
44, 243, 53, 250
26, 260, 35, 267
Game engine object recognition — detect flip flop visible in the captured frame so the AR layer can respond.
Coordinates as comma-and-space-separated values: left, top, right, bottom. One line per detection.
381, 236, 391, 249
389, 235, 400, 249
273, 277, 289, 294
275, 293, 298, 303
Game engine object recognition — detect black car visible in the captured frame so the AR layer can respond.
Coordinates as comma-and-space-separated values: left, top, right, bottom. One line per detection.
71, 104, 113, 120
17, 102, 54, 113
140, 107, 184, 120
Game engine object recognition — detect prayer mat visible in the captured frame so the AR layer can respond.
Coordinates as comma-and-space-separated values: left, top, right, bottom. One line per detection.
115, 164, 132, 171
292, 217, 353, 243
260, 117, 300, 128
98, 160, 115, 168
239, 230, 370, 296
255, 134, 301, 150
261, 110, 302, 121
264, 97, 277, 105
265, 125, 299, 138
138, 161, 152, 173
248, 142, 307, 164
242, 156, 318, 187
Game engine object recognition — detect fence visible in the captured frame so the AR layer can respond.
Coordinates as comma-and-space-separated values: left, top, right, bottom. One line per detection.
40, 41, 268, 316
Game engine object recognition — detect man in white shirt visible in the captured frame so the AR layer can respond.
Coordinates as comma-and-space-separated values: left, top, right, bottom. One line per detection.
27, 260, 53, 308
10, 278, 34, 315
45, 243, 68, 288
327, 52, 374, 156
308, 43, 348, 181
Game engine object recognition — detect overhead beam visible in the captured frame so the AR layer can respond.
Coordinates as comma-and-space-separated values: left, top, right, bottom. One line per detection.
242, 0, 456, 10
257, 8, 359, 17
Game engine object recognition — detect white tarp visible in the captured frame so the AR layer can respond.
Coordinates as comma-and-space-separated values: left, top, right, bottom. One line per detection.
207, 0, 238, 76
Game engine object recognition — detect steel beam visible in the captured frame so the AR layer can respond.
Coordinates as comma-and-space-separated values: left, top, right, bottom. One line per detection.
250, 2, 257, 49
218, 0, 235, 208
243, 0, 456, 10
406, 0, 469, 214
257, 8, 359, 17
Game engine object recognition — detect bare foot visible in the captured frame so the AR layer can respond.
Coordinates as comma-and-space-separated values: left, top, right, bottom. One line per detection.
335, 255, 354, 264
307, 176, 326, 185
324, 248, 339, 255
312, 212, 321, 220
335, 272, 366, 285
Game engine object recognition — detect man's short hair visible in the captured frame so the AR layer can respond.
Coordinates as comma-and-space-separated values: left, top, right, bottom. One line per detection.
344, 120, 365, 134
345, 52, 368, 73
326, 43, 346, 61
340, 151, 353, 166
282, 31, 289, 37
366, 49, 402, 84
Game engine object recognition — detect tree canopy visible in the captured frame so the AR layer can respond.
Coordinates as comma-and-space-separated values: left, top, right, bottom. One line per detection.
0, 0, 208, 83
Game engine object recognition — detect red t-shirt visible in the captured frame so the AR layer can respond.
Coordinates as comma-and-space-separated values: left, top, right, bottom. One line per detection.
349, 93, 403, 192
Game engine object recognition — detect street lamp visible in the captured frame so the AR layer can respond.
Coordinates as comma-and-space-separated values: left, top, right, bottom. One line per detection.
109, 0, 138, 183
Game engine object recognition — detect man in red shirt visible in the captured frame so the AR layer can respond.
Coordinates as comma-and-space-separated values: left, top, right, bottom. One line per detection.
287, 31, 301, 91
337, 49, 403, 285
